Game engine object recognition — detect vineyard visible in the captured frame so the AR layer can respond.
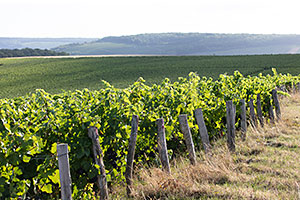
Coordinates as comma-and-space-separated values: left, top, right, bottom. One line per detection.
0, 69, 300, 199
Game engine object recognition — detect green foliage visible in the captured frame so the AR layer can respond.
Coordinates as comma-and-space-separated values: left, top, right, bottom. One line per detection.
0, 48, 68, 58
0, 69, 299, 198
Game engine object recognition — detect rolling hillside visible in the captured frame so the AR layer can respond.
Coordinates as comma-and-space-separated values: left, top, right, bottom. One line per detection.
0, 37, 97, 50
52, 33, 300, 55
0, 54, 300, 98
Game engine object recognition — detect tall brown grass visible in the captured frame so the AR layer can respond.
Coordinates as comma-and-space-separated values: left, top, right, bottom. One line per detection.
114, 93, 300, 199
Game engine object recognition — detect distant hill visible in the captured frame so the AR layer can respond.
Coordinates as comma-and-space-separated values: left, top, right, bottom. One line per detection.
0, 38, 97, 50
52, 33, 300, 55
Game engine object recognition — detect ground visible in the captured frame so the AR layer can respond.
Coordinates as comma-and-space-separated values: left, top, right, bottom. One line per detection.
113, 93, 300, 199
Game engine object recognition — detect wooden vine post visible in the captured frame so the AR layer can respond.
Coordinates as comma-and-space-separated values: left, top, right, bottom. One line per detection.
256, 94, 264, 127
179, 114, 197, 165
194, 108, 211, 153
57, 143, 72, 200
88, 127, 108, 200
125, 115, 139, 197
240, 99, 247, 140
249, 99, 257, 128
226, 101, 236, 152
272, 89, 281, 120
268, 97, 275, 124
156, 118, 171, 173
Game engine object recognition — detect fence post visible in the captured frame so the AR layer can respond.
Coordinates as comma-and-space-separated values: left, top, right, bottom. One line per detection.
194, 108, 211, 153
240, 99, 247, 140
249, 99, 257, 128
256, 94, 264, 128
125, 115, 139, 197
179, 114, 197, 165
272, 89, 281, 120
268, 97, 275, 124
57, 143, 72, 200
156, 118, 171, 173
268, 105, 275, 124
88, 127, 108, 200
226, 101, 236, 152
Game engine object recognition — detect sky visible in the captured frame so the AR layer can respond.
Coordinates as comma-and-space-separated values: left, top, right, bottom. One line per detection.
1, 0, 300, 38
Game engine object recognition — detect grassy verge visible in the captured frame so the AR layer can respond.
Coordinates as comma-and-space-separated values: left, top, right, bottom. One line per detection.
113, 93, 300, 199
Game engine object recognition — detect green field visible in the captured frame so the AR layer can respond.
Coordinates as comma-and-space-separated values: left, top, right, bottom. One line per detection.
0, 54, 300, 98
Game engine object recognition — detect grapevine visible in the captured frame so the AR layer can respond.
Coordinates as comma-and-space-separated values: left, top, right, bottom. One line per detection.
0, 69, 299, 198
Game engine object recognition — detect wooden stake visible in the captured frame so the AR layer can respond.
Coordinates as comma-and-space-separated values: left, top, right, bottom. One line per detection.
256, 94, 264, 127
57, 143, 72, 200
125, 115, 139, 197
156, 118, 171, 173
269, 104, 275, 124
194, 108, 211, 153
240, 99, 247, 140
226, 101, 236, 152
272, 89, 281, 120
88, 127, 108, 200
179, 114, 197, 165
249, 99, 257, 128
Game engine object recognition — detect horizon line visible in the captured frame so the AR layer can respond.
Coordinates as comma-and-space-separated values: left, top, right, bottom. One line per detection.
1, 32, 300, 39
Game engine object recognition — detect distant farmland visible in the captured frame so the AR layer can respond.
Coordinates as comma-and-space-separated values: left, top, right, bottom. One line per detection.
0, 54, 300, 98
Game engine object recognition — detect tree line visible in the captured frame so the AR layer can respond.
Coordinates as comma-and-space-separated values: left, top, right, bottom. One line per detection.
53, 33, 300, 55
0, 48, 69, 58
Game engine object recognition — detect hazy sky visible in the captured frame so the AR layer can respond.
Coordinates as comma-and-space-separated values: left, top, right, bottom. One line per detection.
1, 0, 300, 38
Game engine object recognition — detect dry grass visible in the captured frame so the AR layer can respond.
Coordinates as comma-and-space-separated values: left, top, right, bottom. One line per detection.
114, 93, 300, 200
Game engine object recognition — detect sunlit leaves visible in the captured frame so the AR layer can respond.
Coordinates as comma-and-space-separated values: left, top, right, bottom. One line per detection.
0, 69, 299, 198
